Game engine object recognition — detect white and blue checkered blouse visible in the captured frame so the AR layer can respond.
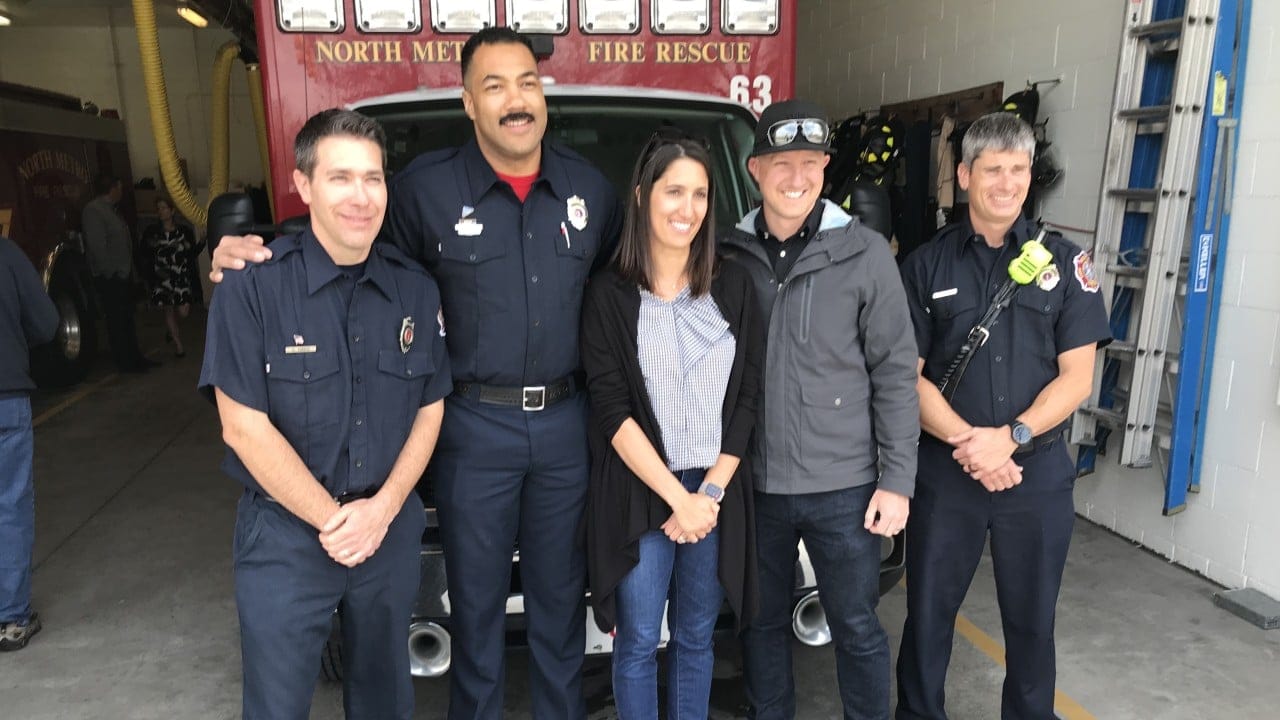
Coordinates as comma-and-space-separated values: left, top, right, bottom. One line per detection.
637, 285, 736, 472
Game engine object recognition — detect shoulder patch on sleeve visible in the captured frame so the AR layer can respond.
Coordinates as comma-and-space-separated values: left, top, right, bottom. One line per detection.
1073, 250, 1100, 293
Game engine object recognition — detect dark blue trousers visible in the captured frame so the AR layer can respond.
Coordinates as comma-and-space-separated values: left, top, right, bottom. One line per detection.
431, 393, 589, 720
743, 483, 890, 720
234, 490, 424, 720
896, 438, 1076, 720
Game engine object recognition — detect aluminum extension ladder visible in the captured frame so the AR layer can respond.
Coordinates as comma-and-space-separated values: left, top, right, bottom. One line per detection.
1070, 0, 1222, 471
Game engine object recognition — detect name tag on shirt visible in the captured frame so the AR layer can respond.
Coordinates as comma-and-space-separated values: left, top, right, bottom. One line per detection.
284, 345, 317, 354
931, 288, 958, 299
454, 218, 483, 237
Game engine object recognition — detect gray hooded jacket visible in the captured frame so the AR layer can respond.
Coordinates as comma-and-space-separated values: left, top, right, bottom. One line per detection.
720, 199, 919, 497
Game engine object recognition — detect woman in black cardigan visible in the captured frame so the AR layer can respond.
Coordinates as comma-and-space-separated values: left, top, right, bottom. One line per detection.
580, 132, 762, 720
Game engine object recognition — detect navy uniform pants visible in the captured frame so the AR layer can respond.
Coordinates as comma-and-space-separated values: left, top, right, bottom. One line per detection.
431, 393, 590, 720
234, 490, 425, 720
896, 437, 1075, 720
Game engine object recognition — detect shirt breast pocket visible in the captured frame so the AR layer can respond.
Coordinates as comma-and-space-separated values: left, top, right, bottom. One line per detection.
439, 234, 509, 315
1014, 290, 1062, 359
265, 350, 342, 457
376, 348, 436, 427
553, 226, 589, 308
928, 295, 978, 357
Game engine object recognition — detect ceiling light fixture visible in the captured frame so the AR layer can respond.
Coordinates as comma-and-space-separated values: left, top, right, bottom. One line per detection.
177, 1, 209, 28
0, 13, 12, 27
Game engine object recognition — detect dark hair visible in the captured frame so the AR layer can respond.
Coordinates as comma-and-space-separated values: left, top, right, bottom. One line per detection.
94, 173, 120, 196
293, 108, 387, 177
460, 27, 536, 83
614, 131, 717, 297
154, 194, 173, 211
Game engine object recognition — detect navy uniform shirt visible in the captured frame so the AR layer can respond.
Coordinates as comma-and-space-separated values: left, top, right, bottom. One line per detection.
900, 216, 1111, 431
198, 230, 452, 497
384, 138, 621, 387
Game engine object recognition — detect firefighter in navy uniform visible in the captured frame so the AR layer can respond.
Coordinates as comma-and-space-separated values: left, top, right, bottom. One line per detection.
382, 29, 621, 720
895, 113, 1111, 720
199, 109, 451, 720
211, 29, 620, 719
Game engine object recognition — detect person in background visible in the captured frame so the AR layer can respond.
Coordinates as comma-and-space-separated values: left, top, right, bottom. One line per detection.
82, 174, 155, 373
142, 196, 201, 358
0, 235, 59, 651
580, 130, 762, 720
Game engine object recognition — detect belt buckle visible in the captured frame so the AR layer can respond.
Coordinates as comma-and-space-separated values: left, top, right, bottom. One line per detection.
522, 385, 547, 411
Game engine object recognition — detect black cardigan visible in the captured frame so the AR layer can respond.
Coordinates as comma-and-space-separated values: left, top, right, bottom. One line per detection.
580, 259, 763, 633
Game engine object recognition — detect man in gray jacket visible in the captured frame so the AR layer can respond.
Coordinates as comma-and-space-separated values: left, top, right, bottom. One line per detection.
721, 99, 919, 720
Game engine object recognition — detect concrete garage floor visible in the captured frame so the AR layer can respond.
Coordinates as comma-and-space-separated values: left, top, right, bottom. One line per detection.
3, 313, 1279, 719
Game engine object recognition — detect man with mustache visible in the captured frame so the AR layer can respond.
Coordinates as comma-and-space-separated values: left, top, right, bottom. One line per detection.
213, 28, 621, 720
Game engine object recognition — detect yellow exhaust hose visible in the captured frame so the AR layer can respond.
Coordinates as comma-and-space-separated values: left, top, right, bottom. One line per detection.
209, 40, 239, 201
245, 63, 276, 218
130, 0, 206, 227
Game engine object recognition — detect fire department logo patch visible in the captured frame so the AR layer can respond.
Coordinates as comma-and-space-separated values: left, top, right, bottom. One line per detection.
399, 317, 415, 354
1073, 251, 1099, 293
567, 195, 588, 231
1036, 264, 1060, 291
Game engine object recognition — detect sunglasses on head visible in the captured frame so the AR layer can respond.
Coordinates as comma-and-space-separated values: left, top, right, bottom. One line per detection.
765, 118, 830, 147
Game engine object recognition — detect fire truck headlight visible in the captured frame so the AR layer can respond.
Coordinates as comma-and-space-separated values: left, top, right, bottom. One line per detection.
652, 0, 709, 35
721, 0, 778, 35
579, 0, 639, 34
355, 0, 421, 33
276, 0, 344, 33
431, 0, 495, 33
508, 0, 568, 34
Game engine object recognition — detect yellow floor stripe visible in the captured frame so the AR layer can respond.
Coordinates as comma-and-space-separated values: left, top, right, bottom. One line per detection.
953, 613, 1097, 720
32, 373, 118, 428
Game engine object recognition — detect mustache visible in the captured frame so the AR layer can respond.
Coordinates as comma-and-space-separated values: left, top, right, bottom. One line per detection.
499, 112, 536, 126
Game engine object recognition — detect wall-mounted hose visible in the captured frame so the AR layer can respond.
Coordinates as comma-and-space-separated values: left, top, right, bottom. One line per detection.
209, 40, 239, 200
245, 63, 276, 218
130, 0, 207, 227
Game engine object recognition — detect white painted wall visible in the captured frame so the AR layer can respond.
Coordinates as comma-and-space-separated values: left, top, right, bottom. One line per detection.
797, 0, 1122, 249
0, 8, 265, 208
1078, 0, 1280, 600
799, 0, 1280, 598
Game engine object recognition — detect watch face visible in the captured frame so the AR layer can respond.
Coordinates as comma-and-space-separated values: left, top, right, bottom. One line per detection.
1012, 423, 1033, 444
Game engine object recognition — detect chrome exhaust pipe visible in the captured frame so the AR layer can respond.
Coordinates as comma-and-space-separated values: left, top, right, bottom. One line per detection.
407, 621, 451, 677
791, 590, 832, 647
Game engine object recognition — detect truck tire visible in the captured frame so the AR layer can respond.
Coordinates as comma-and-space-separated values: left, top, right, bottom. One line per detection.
31, 269, 97, 388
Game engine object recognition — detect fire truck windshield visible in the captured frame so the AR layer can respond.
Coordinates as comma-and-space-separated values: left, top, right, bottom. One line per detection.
359, 93, 760, 229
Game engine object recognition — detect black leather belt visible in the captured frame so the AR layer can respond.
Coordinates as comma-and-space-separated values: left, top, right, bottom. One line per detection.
453, 375, 576, 411
259, 486, 380, 505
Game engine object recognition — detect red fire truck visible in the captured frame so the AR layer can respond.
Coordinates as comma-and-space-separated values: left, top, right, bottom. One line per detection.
0, 81, 135, 387
194, 0, 900, 679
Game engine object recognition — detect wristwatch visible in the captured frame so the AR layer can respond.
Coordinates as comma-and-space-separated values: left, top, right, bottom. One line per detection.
698, 480, 725, 503
1010, 420, 1034, 453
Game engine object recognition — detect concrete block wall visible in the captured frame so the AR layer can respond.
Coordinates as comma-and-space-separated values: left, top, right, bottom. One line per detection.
1064, 0, 1280, 599
0, 9, 265, 211
796, 0, 1123, 249
799, 0, 1280, 598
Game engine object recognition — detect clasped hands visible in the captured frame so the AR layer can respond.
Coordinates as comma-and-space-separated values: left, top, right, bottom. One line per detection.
948, 425, 1024, 492
319, 496, 394, 568
661, 492, 720, 546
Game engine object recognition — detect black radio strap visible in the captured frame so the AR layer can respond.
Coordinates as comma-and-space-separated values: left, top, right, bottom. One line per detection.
936, 278, 1020, 402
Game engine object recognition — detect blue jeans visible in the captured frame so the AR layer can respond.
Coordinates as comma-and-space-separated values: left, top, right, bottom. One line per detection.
0, 396, 35, 624
613, 468, 723, 720
743, 483, 890, 720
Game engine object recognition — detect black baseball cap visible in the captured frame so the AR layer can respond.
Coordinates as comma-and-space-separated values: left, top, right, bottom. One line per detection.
751, 99, 834, 158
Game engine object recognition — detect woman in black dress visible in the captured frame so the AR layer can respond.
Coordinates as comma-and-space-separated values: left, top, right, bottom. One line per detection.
142, 196, 200, 357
